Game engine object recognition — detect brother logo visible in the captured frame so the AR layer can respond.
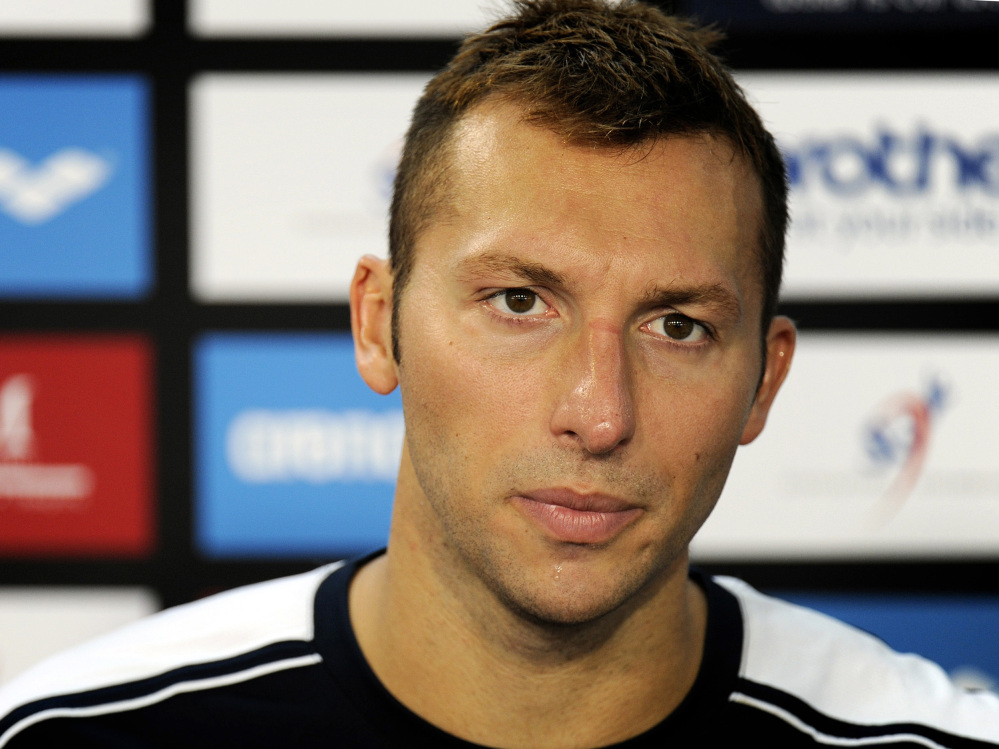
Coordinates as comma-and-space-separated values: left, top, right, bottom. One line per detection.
226, 409, 404, 484
0, 147, 113, 224
783, 127, 999, 196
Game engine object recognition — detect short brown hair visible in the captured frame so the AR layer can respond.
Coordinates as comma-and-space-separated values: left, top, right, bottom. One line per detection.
389, 0, 787, 360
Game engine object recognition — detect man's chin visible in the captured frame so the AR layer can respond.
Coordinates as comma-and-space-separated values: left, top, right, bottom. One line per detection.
485, 560, 670, 633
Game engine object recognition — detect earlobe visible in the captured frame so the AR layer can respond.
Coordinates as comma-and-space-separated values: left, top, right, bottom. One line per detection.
739, 316, 796, 445
350, 255, 399, 395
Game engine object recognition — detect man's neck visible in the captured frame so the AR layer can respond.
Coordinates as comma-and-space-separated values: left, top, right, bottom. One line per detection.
348, 526, 707, 749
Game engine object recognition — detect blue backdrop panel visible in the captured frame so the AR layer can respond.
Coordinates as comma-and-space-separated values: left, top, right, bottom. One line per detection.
779, 592, 999, 689
0, 75, 151, 299
195, 333, 402, 558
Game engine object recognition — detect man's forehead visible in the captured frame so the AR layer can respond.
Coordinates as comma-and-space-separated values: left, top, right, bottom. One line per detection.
440, 101, 758, 221
410, 99, 767, 317
442, 102, 759, 236
448, 98, 744, 172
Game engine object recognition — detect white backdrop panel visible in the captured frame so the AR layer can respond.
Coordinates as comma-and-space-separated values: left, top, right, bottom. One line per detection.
693, 333, 999, 560
0, 0, 149, 36
739, 73, 999, 299
191, 73, 429, 302
190, 0, 498, 37
0, 587, 158, 684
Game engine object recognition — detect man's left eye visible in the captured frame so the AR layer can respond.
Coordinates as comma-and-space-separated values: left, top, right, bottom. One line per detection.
489, 288, 546, 315
649, 313, 707, 342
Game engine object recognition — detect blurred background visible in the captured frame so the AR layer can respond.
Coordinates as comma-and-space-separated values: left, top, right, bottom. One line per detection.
1, 0, 998, 688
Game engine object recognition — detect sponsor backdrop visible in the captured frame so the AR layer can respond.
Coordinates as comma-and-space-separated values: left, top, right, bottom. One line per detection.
0, 1, 996, 682
0, 0, 150, 37
188, 0, 496, 37
686, 0, 999, 31
190, 74, 429, 301
771, 591, 999, 693
195, 333, 401, 556
739, 74, 999, 299
0, 76, 151, 298
0, 336, 155, 556
0, 587, 158, 686
694, 334, 999, 559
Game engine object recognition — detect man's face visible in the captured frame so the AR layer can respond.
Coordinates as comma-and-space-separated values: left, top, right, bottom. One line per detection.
364, 101, 793, 626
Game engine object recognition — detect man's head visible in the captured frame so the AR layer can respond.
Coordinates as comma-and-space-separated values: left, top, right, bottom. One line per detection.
389, 0, 787, 362
350, 0, 795, 628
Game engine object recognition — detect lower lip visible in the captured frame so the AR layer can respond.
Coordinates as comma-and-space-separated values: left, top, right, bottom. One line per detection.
511, 497, 642, 545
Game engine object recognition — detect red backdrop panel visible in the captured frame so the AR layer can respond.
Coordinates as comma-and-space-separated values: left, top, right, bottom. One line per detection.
0, 336, 154, 556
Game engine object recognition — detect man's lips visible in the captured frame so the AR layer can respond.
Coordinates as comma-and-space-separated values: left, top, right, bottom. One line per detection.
510, 489, 642, 544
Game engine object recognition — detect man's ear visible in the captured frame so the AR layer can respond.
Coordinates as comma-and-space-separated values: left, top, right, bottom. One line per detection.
350, 255, 399, 395
740, 315, 796, 445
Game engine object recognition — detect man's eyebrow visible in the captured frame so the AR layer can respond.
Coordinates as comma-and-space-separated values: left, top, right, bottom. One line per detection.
455, 254, 742, 319
641, 283, 743, 320
454, 253, 567, 288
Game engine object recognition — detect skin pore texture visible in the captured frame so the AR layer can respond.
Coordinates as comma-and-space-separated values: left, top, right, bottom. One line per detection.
349, 100, 796, 749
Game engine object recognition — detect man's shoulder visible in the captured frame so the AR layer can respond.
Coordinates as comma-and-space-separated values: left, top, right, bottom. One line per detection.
0, 563, 344, 746
714, 575, 999, 746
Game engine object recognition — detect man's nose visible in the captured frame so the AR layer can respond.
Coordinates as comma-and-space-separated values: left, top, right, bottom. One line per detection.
549, 323, 636, 455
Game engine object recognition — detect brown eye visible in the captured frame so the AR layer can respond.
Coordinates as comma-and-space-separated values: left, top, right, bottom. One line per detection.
503, 289, 539, 314
662, 313, 694, 340
652, 313, 706, 342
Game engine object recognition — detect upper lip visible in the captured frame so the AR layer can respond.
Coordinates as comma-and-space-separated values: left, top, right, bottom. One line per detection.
519, 488, 640, 513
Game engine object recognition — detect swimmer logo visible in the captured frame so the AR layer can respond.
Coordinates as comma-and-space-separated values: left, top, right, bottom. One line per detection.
863, 377, 947, 519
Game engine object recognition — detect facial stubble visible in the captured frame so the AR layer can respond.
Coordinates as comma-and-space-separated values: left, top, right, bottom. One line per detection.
403, 413, 729, 638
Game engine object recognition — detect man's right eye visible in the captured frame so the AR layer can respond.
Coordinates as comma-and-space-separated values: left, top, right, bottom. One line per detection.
488, 288, 546, 315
